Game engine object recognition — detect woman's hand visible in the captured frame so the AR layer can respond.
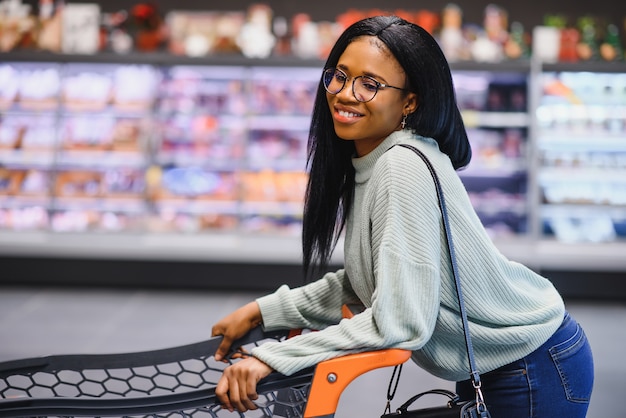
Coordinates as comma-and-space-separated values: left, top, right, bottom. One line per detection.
216, 356, 273, 412
211, 301, 263, 361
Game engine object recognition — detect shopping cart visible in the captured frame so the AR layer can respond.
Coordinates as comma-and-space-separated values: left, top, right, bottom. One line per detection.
0, 306, 411, 417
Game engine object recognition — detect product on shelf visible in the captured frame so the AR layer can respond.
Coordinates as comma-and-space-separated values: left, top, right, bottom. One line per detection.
127, 2, 166, 53
101, 168, 146, 198
543, 208, 620, 243
111, 118, 146, 152
54, 170, 103, 198
61, 63, 159, 112
50, 209, 98, 232
59, 115, 114, 151
453, 71, 528, 113
249, 67, 319, 115
559, 27, 580, 62
158, 65, 247, 115
290, 12, 342, 60
0, 166, 52, 231
599, 23, 623, 61
463, 173, 528, 236
59, 115, 146, 154
155, 166, 238, 201
157, 114, 246, 164
61, 3, 100, 54
0, 64, 18, 110
0, 167, 19, 195
0, 168, 50, 196
146, 210, 239, 233
112, 65, 160, 111
147, 165, 239, 233
15, 64, 61, 111
50, 167, 147, 232
0, 113, 57, 151
0, 0, 36, 51
18, 169, 50, 195
439, 3, 465, 62
465, 127, 527, 172
239, 169, 307, 203
0, 116, 23, 150
166, 11, 245, 57
238, 169, 306, 235
470, 4, 508, 63
540, 175, 626, 206
247, 129, 308, 167
0, 206, 49, 230
62, 67, 112, 111
50, 209, 145, 232
240, 214, 302, 236
236, 3, 276, 59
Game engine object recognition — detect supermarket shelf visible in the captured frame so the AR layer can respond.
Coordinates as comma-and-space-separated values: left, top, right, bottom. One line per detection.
532, 240, 626, 272
0, 231, 624, 272
542, 60, 626, 74
490, 238, 626, 273
0, 230, 310, 264
462, 110, 529, 128
537, 135, 626, 152
0, 50, 326, 68
1, 51, 538, 72
450, 59, 531, 72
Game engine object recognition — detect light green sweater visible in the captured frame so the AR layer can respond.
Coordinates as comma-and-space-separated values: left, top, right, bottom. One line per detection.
252, 130, 564, 381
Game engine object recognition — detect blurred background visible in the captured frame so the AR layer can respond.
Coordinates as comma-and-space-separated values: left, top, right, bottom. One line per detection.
1, 0, 626, 416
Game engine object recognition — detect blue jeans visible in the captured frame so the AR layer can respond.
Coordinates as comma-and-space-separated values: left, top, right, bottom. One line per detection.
456, 312, 594, 418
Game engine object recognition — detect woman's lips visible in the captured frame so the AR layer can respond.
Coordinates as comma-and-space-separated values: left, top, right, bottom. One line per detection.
334, 108, 363, 123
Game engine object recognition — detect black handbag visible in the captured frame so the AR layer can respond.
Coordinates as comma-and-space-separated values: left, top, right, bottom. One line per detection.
381, 144, 491, 418
382, 389, 485, 418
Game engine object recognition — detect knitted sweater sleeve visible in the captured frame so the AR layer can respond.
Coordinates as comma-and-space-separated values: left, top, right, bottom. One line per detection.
251, 146, 444, 376
255, 269, 361, 332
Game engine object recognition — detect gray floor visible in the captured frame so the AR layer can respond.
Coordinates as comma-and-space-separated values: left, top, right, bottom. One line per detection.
0, 286, 624, 417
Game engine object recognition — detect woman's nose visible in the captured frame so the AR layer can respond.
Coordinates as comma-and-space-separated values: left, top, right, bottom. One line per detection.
336, 80, 356, 102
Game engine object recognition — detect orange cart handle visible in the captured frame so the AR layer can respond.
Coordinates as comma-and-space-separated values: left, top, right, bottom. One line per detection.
301, 305, 410, 417
303, 348, 411, 417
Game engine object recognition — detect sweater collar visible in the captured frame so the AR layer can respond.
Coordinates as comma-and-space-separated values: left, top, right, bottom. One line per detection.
353, 130, 430, 184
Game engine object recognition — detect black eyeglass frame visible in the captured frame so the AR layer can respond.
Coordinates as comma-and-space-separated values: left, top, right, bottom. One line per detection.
322, 67, 408, 103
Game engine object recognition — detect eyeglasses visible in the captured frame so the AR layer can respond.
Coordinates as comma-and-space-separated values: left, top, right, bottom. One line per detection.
322, 67, 407, 103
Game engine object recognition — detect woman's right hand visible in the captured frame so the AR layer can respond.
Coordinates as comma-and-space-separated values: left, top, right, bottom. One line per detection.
211, 301, 263, 361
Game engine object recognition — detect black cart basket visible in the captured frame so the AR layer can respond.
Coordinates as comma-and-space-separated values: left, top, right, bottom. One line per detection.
0, 325, 410, 418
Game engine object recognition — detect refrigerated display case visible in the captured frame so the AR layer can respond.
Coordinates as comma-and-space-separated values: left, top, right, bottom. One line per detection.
0, 62, 60, 232
536, 69, 626, 243
1, 54, 625, 278
453, 68, 530, 237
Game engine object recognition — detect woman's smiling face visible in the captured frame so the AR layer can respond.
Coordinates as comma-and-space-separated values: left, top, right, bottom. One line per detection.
326, 36, 417, 157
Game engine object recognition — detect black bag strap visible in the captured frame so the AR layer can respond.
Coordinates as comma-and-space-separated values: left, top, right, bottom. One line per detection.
397, 389, 461, 413
394, 143, 485, 402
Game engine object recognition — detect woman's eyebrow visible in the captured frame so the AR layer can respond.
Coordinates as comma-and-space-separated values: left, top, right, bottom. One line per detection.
336, 63, 389, 83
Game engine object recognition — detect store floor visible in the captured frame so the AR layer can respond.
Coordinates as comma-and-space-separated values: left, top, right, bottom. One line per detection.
0, 286, 624, 417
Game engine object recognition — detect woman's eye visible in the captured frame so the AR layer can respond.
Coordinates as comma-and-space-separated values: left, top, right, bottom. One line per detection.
361, 80, 378, 91
335, 72, 347, 82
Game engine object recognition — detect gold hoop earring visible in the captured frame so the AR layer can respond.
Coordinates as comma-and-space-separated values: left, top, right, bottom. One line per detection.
401, 114, 407, 130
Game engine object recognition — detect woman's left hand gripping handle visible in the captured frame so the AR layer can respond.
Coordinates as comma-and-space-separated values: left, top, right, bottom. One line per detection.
211, 301, 263, 361
211, 301, 273, 412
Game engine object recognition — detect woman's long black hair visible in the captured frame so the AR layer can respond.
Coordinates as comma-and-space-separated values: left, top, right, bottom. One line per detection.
302, 15, 471, 278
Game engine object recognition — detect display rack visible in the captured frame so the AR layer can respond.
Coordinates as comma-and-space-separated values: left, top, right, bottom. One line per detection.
1, 52, 625, 276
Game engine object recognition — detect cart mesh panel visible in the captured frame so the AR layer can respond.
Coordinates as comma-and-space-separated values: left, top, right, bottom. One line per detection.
2, 358, 225, 399
0, 329, 314, 417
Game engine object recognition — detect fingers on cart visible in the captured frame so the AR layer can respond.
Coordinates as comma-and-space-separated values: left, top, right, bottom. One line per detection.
0, 312, 411, 417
